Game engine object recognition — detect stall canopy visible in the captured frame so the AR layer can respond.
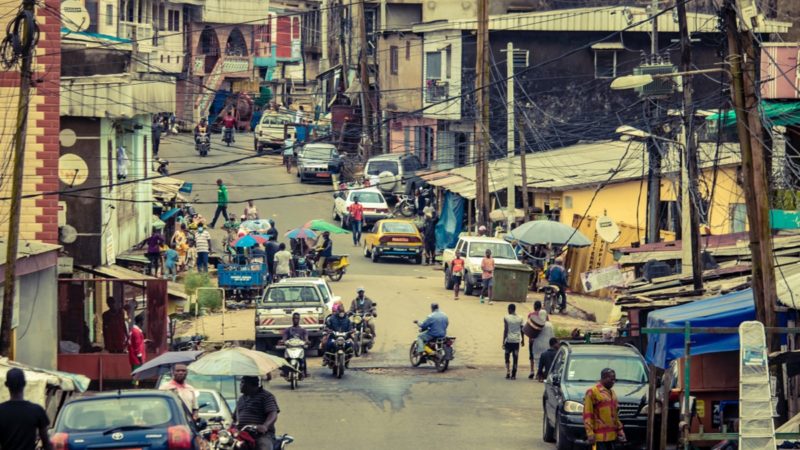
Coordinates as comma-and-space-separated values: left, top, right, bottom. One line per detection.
645, 289, 756, 368
707, 100, 800, 128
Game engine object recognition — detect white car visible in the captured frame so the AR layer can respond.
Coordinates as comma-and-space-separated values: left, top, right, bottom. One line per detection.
441, 236, 524, 295
332, 187, 392, 226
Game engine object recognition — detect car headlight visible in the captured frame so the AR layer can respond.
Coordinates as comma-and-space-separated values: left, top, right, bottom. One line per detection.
563, 400, 584, 414
467, 264, 481, 274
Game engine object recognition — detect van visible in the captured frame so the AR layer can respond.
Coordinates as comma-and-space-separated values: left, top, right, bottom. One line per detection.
363, 154, 426, 195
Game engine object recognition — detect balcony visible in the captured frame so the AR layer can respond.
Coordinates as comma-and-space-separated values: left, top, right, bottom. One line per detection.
118, 21, 153, 51
61, 74, 176, 118
426, 79, 448, 102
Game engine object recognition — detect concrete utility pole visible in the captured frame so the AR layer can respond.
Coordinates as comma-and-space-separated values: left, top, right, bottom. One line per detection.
645, 0, 662, 244
517, 113, 529, 219
474, 0, 490, 229
677, 0, 703, 291
357, 0, 374, 157
1, 0, 36, 357
505, 42, 516, 231
723, 1, 777, 341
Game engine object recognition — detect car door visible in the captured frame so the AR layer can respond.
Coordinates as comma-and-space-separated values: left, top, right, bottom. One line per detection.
363, 222, 379, 249
544, 348, 567, 423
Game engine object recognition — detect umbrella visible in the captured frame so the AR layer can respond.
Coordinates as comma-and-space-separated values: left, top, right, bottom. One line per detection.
507, 219, 592, 247
234, 235, 267, 247
131, 350, 204, 380
240, 220, 272, 232
188, 347, 287, 376
284, 227, 317, 240
303, 219, 350, 234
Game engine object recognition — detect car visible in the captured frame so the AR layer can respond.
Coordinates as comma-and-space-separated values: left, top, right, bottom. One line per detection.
362, 219, 424, 264
196, 389, 234, 427
297, 143, 338, 182
255, 277, 338, 353
363, 153, 426, 196
157, 372, 270, 412
542, 343, 648, 450
333, 187, 392, 226
254, 111, 294, 153
441, 236, 524, 295
51, 390, 204, 450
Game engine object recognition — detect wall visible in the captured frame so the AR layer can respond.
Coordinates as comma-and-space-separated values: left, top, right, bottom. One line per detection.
379, 33, 423, 113
199, 0, 269, 24
15, 266, 58, 369
421, 30, 462, 120
386, 116, 437, 154
0, 0, 61, 244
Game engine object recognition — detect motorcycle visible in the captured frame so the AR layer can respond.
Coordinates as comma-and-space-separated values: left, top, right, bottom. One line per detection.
208, 424, 294, 450
196, 132, 211, 157
223, 127, 234, 146
393, 194, 416, 217
155, 157, 169, 176
293, 254, 311, 277
540, 284, 562, 314
409, 323, 456, 373
323, 331, 354, 378
171, 334, 204, 351
200, 417, 228, 449
307, 250, 349, 282
351, 307, 377, 357
282, 337, 306, 390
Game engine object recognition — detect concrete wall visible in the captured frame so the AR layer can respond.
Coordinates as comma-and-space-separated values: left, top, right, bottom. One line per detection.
421, 30, 462, 120
379, 33, 423, 113
14, 266, 58, 370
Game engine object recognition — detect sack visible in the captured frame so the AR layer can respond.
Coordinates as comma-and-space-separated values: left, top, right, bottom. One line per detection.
523, 314, 546, 339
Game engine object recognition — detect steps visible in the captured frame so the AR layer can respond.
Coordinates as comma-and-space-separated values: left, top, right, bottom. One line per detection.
738, 321, 776, 450
195, 55, 228, 120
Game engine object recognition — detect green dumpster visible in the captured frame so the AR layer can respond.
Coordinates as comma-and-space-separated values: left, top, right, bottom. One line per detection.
492, 264, 534, 302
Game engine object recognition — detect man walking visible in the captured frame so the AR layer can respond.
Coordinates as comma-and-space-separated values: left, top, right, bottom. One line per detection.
102, 297, 127, 353
128, 315, 146, 385
583, 368, 626, 449
450, 252, 465, 300
502, 303, 524, 379
273, 243, 292, 280
210, 179, 229, 228
348, 197, 364, 246
160, 364, 199, 419
480, 249, 495, 304
0, 369, 51, 450
195, 223, 211, 272
423, 213, 437, 265
152, 116, 162, 157
235, 376, 280, 450
537, 337, 560, 381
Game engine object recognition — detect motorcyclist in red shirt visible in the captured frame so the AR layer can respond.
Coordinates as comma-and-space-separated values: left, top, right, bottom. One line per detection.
222, 111, 236, 143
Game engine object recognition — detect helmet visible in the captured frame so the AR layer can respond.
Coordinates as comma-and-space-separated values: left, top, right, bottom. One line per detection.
356, 287, 365, 293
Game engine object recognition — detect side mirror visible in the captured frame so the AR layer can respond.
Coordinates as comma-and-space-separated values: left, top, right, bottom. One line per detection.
551, 376, 561, 386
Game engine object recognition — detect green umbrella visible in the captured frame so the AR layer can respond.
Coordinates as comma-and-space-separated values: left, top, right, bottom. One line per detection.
303, 219, 350, 234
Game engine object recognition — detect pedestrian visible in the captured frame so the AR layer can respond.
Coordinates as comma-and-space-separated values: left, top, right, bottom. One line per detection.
546, 258, 569, 312
102, 296, 127, 353
273, 243, 292, 279
502, 303, 524, 380
450, 251, 465, 300
414, 188, 426, 217
195, 223, 211, 272
244, 200, 259, 220
235, 376, 280, 450
164, 243, 179, 281
116, 144, 129, 180
265, 238, 280, 281
209, 179, 229, 228
537, 337, 560, 381
160, 364, 199, 420
283, 142, 294, 173
423, 213, 437, 265
128, 315, 146, 386
187, 239, 198, 270
145, 228, 165, 277
0, 368, 51, 450
172, 224, 189, 271
267, 219, 278, 242
152, 115, 162, 156
480, 248, 494, 304
528, 301, 554, 379
583, 368, 626, 449
347, 196, 364, 246
328, 151, 343, 191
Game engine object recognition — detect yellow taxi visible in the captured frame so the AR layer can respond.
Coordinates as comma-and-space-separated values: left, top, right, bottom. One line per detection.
362, 219, 423, 264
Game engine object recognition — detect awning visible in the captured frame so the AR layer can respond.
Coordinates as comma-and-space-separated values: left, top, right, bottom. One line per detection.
77, 264, 188, 300
160, 208, 181, 221
707, 100, 800, 128
152, 177, 186, 201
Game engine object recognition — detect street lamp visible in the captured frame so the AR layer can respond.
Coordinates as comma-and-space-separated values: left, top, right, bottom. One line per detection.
610, 68, 727, 90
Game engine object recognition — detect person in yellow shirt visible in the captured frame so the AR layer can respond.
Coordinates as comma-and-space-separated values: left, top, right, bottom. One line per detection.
583, 368, 626, 449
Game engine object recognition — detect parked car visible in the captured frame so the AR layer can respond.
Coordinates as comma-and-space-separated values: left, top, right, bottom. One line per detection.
362, 219, 423, 264
542, 342, 648, 450
196, 389, 234, 427
333, 187, 392, 226
51, 390, 204, 450
441, 236, 523, 295
157, 372, 269, 412
255, 277, 338, 353
254, 111, 294, 153
298, 143, 338, 182
363, 154, 425, 195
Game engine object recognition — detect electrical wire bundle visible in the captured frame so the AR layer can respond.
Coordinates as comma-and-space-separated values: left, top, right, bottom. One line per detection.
0, 2, 38, 69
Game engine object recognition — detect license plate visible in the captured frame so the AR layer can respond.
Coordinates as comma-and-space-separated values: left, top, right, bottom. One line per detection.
393, 238, 409, 242
315, 172, 330, 178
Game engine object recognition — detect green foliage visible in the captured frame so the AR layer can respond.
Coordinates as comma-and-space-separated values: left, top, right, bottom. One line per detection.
198, 289, 223, 311
773, 189, 800, 211
183, 272, 211, 297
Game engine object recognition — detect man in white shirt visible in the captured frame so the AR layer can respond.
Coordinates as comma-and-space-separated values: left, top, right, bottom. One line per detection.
273, 243, 293, 280
160, 364, 199, 419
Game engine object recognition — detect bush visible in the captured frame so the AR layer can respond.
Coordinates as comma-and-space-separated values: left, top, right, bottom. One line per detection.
183, 272, 211, 297
197, 289, 223, 312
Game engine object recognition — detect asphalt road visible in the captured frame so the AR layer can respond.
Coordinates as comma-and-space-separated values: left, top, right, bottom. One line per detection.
160, 134, 555, 450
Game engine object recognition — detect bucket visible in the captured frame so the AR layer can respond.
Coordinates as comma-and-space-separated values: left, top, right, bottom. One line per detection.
523, 314, 546, 339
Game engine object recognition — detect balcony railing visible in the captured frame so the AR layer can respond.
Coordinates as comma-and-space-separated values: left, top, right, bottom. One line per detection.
426, 79, 448, 102
118, 21, 153, 44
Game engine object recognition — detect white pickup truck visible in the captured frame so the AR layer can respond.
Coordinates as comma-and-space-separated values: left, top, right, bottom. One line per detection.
441, 236, 524, 295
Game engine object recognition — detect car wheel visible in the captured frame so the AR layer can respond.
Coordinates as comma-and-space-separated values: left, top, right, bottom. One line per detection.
555, 412, 573, 450
444, 267, 454, 290
414, 254, 423, 265
371, 249, 380, 263
542, 403, 555, 442
464, 272, 474, 295
363, 244, 371, 258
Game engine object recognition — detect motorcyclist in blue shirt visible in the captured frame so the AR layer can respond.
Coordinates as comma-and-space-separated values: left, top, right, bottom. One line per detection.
414, 303, 449, 355
323, 303, 353, 363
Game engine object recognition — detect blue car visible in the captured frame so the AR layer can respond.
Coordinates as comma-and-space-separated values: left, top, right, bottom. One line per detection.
51, 390, 204, 450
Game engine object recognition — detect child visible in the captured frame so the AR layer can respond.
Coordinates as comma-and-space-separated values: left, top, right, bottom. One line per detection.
164, 244, 179, 282
186, 240, 198, 270
451, 251, 465, 300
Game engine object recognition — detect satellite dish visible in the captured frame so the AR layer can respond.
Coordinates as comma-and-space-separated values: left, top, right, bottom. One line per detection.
596, 216, 621, 243
59, 225, 78, 244
60, 0, 90, 32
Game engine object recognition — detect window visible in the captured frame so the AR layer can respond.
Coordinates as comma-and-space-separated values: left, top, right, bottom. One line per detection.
426, 52, 442, 79
58, 397, 173, 432
730, 203, 747, 233
405, 41, 410, 60
105, 4, 113, 26
382, 222, 416, 234
365, 7, 377, 55
594, 50, 618, 79
445, 47, 451, 79
566, 356, 647, 383
390, 46, 399, 75
292, 17, 300, 39
512, 49, 529, 74
348, 191, 385, 204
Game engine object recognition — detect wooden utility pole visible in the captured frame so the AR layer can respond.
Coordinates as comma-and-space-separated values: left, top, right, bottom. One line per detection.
723, 2, 777, 339
645, 0, 661, 244
1, 0, 36, 356
517, 112, 529, 219
677, 0, 703, 291
357, 0, 374, 156
474, 0, 490, 229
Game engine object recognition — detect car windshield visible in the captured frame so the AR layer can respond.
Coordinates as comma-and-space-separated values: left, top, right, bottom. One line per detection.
159, 373, 239, 406
261, 285, 321, 304
350, 192, 385, 204
382, 222, 416, 234
302, 146, 335, 159
366, 160, 398, 175
58, 396, 173, 432
197, 391, 223, 414
468, 242, 517, 259
565, 355, 648, 383
260, 114, 292, 126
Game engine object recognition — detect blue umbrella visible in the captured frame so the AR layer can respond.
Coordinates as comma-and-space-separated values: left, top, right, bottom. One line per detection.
131, 350, 204, 380
234, 235, 262, 248
285, 227, 317, 240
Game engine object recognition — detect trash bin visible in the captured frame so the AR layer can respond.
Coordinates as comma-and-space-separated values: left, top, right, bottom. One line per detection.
492, 264, 534, 302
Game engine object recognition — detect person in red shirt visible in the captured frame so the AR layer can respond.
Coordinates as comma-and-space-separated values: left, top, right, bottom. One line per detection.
222, 111, 236, 143
128, 315, 146, 385
347, 196, 365, 246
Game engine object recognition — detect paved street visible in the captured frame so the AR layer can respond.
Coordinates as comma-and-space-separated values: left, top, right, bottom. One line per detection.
160, 134, 578, 449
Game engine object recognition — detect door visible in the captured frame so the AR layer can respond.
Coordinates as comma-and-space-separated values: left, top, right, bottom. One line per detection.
544, 349, 567, 423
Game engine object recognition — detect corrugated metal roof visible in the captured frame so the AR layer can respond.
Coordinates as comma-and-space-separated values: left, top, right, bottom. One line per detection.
412, 6, 791, 34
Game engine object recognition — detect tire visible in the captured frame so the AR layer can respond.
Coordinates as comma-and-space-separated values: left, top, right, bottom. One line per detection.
371, 250, 380, 263
290, 361, 298, 390
400, 203, 415, 217
555, 413, 573, 450
409, 342, 422, 367
353, 333, 362, 357
464, 273, 474, 295
316, 344, 325, 357
335, 354, 345, 378
363, 244, 371, 258
328, 270, 343, 282
444, 268, 454, 290
542, 403, 556, 442
435, 352, 448, 372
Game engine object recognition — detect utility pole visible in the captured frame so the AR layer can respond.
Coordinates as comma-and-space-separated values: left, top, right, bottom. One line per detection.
504, 42, 516, 231
474, 0, 490, 229
645, 0, 661, 244
1, 0, 36, 357
723, 2, 777, 339
517, 111, 529, 220
357, 0, 374, 157
677, 0, 703, 291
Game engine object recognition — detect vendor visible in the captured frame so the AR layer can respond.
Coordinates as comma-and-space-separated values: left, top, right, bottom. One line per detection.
102, 297, 128, 353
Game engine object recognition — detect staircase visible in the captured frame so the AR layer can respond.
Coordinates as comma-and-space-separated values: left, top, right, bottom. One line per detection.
738, 321, 776, 450
290, 79, 315, 111
195, 55, 228, 120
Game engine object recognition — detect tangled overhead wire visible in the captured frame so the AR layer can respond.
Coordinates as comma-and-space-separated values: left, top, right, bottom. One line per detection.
0, 2, 39, 70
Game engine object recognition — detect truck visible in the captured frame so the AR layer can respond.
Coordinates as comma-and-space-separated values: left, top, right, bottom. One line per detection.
217, 256, 269, 301
441, 236, 524, 295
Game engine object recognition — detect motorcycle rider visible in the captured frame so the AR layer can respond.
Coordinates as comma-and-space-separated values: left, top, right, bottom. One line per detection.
235, 376, 280, 450
222, 110, 236, 143
315, 231, 332, 271
323, 303, 353, 365
193, 118, 209, 144
349, 287, 377, 339
546, 258, 569, 312
282, 312, 309, 378
414, 303, 449, 355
